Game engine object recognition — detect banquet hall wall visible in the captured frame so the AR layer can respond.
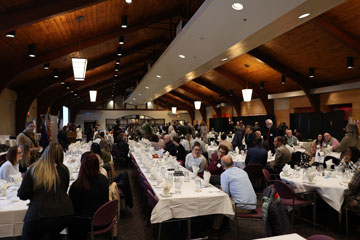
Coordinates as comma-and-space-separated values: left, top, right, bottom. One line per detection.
0, 89, 16, 135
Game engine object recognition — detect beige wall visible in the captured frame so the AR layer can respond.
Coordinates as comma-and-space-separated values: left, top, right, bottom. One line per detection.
75, 109, 192, 130
274, 96, 311, 126
0, 89, 16, 135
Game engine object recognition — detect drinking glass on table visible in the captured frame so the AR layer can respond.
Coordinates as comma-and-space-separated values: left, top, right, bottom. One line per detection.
183, 172, 190, 182
195, 179, 201, 192
174, 177, 182, 194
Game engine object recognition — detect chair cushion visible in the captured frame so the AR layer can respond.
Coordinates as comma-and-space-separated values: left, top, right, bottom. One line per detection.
280, 198, 313, 206
236, 206, 262, 219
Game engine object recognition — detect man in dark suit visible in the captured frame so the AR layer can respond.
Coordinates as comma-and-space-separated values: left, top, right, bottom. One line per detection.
244, 125, 256, 149
113, 120, 122, 143
164, 134, 176, 156
265, 119, 279, 154
245, 137, 268, 166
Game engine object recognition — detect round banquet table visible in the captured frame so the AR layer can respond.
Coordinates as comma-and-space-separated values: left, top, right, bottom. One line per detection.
280, 169, 348, 213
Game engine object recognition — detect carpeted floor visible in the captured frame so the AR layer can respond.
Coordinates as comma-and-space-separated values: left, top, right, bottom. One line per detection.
117, 167, 360, 240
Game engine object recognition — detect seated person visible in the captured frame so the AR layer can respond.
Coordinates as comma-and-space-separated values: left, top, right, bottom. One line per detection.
185, 142, 208, 173
207, 145, 228, 186
266, 136, 291, 174
299, 142, 317, 168
90, 143, 108, 178
68, 152, 109, 240
339, 147, 360, 171
285, 129, 298, 147
323, 132, 339, 151
150, 134, 165, 151
164, 134, 176, 156
314, 134, 323, 148
0, 146, 22, 182
180, 134, 191, 152
212, 155, 257, 231
173, 136, 186, 161
245, 137, 267, 167
219, 134, 233, 151
345, 168, 360, 211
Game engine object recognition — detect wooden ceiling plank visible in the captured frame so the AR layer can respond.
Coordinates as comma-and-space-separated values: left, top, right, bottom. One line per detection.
0, 0, 107, 34
0, 11, 178, 94
248, 48, 319, 111
214, 68, 274, 114
313, 16, 360, 55
193, 77, 242, 116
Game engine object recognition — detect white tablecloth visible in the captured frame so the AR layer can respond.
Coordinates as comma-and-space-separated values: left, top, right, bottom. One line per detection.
133, 153, 234, 224
0, 199, 28, 237
229, 152, 274, 169
280, 170, 347, 212
255, 233, 305, 240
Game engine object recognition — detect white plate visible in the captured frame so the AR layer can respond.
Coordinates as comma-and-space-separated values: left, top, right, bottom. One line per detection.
159, 193, 172, 198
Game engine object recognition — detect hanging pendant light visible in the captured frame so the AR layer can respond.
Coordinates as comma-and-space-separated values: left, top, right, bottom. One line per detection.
121, 15, 128, 28
28, 43, 36, 57
172, 107, 177, 114
347, 56, 354, 69
242, 64, 253, 102
89, 90, 97, 102
309, 67, 315, 78
281, 75, 286, 84
194, 101, 201, 110
119, 36, 124, 45
72, 16, 87, 81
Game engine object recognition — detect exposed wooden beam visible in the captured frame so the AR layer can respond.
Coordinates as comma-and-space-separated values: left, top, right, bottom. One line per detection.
193, 77, 242, 116
313, 16, 360, 55
161, 95, 195, 122
179, 85, 221, 117
248, 48, 319, 111
0, 0, 107, 34
214, 68, 274, 114
153, 99, 169, 110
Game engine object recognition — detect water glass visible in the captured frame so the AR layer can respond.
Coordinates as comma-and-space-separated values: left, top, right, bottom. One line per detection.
175, 180, 182, 194
183, 172, 190, 182
195, 179, 201, 192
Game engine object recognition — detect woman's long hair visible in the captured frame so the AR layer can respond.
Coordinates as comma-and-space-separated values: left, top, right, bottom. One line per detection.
91, 142, 102, 159
30, 143, 64, 192
73, 152, 100, 190
6, 146, 18, 165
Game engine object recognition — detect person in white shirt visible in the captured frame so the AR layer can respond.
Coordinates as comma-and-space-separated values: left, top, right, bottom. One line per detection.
185, 142, 208, 173
180, 134, 192, 152
75, 125, 82, 142
0, 146, 22, 182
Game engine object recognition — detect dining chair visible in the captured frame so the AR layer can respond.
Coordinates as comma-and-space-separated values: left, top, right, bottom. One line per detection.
273, 180, 316, 228
244, 163, 265, 193
90, 199, 119, 240
235, 203, 263, 240
345, 202, 360, 237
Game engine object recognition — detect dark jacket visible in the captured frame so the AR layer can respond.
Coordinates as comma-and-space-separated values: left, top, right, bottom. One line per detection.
207, 153, 224, 176
69, 173, 109, 218
164, 141, 176, 156
175, 143, 186, 161
245, 132, 256, 149
265, 126, 279, 153
57, 130, 70, 151
232, 130, 244, 150
245, 145, 268, 166
115, 171, 133, 208
116, 139, 130, 160
18, 165, 74, 222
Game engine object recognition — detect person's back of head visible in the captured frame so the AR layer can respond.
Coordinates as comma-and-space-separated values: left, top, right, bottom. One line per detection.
254, 137, 262, 146
6, 146, 18, 165
75, 152, 100, 190
221, 134, 227, 141
173, 136, 181, 144
99, 139, 110, 152
196, 132, 201, 139
90, 142, 102, 157
221, 155, 233, 169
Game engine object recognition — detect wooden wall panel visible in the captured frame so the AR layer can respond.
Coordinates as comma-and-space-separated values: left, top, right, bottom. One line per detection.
241, 99, 266, 116
274, 110, 290, 127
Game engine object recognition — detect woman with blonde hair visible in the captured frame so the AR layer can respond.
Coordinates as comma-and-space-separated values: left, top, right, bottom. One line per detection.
18, 143, 74, 240
299, 142, 317, 168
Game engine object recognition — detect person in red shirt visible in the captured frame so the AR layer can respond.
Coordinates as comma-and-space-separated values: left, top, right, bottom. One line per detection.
208, 145, 228, 187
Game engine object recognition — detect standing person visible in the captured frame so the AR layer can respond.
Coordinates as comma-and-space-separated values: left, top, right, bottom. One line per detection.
115, 133, 130, 165
16, 121, 42, 165
337, 123, 360, 159
113, 120, 122, 144
244, 125, 256, 149
200, 121, 208, 144
265, 119, 279, 154
232, 127, 244, 150
75, 125, 82, 142
0, 146, 22, 182
68, 152, 109, 240
253, 122, 261, 132
144, 120, 153, 139
57, 125, 70, 152
18, 143, 74, 240
219, 134, 233, 151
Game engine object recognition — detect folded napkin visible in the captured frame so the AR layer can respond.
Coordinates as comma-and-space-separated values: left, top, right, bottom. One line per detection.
282, 164, 291, 172
192, 165, 200, 178
235, 147, 239, 154
203, 171, 211, 187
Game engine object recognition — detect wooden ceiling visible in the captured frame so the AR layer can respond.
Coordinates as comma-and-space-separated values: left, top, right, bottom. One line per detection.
2, 0, 360, 131
154, 0, 360, 116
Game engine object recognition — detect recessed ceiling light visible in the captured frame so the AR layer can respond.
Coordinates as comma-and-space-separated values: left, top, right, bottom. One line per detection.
138, 93, 141, 96
298, 13, 310, 19
232, 3, 244, 11
5, 31, 16, 38
133, 98, 136, 100
156, 75, 161, 78
145, 86, 149, 89
178, 54, 185, 59
129, 102, 132, 104
221, 58, 228, 62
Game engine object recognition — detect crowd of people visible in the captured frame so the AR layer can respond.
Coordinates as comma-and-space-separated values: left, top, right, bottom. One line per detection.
1, 118, 360, 238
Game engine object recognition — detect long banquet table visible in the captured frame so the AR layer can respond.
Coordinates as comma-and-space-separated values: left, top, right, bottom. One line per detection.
280, 169, 348, 213
131, 151, 235, 225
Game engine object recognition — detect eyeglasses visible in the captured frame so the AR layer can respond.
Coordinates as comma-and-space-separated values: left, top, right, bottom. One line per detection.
17, 151, 22, 154
219, 151, 226, 154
